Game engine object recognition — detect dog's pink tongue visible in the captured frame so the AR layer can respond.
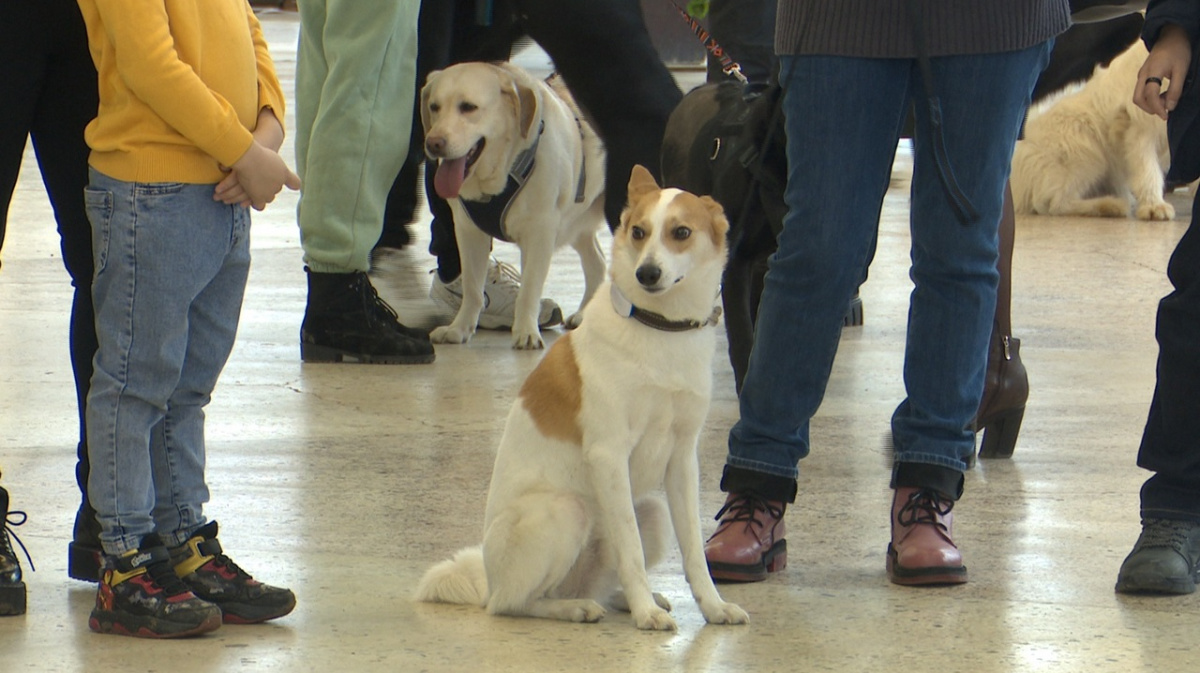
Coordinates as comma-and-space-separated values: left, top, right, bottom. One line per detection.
434, 157, 467, 199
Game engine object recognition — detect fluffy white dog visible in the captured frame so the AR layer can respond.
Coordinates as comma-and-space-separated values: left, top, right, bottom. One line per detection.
1011, 40, 1174, 221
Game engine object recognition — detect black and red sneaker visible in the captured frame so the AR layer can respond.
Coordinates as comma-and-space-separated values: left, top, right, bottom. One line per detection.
170, 521, 296, 624
89, 536, 222, 638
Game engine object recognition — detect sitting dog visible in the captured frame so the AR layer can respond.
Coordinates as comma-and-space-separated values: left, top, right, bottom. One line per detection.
416, 166, 748, 631
421, 62, 607, 349
1011, 40, 1174, 220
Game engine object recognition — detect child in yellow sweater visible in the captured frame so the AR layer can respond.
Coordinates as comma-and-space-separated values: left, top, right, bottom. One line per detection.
76, 0, 299, 637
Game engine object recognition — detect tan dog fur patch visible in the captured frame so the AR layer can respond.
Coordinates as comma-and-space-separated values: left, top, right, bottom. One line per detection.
519, 332, 583, 444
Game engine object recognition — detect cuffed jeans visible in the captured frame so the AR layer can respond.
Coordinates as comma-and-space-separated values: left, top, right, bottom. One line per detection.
85, 169, 250, 554
725, 43, 1052, 500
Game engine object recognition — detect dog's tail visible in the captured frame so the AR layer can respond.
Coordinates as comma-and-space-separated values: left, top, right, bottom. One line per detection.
414, 546, 488, 606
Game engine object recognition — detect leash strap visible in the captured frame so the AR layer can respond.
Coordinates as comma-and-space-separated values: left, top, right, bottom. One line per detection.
667, 0, 748, 84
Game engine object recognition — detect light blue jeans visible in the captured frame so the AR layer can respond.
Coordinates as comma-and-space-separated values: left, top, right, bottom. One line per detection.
84, 169, 250, 554
727, 43, 1052, 492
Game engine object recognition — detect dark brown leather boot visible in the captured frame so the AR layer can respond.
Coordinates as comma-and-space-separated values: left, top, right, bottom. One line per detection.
704, 492, 787, 582
973, 183, 1030, 461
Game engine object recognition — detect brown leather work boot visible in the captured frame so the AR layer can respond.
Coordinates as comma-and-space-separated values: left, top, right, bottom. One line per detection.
704, 492, 787, 582
887, 487, 968, 586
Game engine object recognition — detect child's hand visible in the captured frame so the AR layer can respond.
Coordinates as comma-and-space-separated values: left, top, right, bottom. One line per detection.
223, 141, 301, 210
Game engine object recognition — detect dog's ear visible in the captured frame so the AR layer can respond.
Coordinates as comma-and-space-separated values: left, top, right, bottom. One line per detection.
627, 164, 660, 203
420, 69, 443, 133
699, 195, 731, 248
495, 65, 540, 139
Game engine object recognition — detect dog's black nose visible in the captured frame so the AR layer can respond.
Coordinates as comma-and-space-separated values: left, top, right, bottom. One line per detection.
425, 136, 447, 157
636, 264, 662, 287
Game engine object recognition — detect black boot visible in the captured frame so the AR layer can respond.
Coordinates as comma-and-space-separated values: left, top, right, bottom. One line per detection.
301, 268, 435, 364
69, 440, 103, 582
1, 485, 30, 616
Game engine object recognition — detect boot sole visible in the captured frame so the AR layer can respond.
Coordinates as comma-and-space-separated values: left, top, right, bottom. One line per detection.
0, 582, 27, 616
1115, 570, 1198, 595
88, 609, 222, 638
886, 545, 969, 586
69, 541, 103, 583
707, 540, 787, 583
218, 594, 298, 624
301, 342, 435, 365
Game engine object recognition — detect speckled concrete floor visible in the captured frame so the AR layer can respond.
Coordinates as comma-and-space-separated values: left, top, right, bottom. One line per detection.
1, 10, 1197, 673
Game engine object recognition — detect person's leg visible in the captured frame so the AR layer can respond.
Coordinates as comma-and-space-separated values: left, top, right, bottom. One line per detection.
889, 41, 1051, 586
27, 0, 103, 581
705, 0, 778, 93
706, 54, 912, 582
515, 0, 682, 232
295, 0, 434, 363
84, 175, 243, 637
1116, 196, 1200, 595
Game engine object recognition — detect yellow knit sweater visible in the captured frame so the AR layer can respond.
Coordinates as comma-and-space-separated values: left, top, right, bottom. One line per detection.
76, 0, 287, 184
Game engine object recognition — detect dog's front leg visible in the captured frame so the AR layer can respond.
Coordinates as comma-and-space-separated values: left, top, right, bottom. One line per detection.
584, 444, 676, 631
665, 441, 749, 626
512, 236, 555, 349
431, 209, 490, 344
567, 230, 606, 329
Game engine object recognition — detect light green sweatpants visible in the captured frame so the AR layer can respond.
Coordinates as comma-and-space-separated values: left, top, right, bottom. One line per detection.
294, 0, 419, 273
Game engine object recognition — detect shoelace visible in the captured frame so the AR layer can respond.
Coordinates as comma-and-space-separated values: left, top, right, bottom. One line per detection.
355, 272, 404, 329
714, 493, 784, 532
209, 552, 254, 582
487, 258, 522, 287
142, 557, 195, 597
1139, 519, 1200, 553
896, 489, 954, 532
3, 508, 34, 572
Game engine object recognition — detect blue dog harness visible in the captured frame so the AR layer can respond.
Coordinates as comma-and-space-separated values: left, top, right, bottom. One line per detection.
460, 118, 588, 242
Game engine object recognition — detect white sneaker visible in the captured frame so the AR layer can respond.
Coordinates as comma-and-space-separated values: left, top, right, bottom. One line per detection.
430, 257, 563, 330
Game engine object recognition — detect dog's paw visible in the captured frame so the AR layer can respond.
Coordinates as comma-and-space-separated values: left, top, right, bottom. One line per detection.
699, 599, 750, 626
565, 311, 584, 330
511, 329, 545, 350
552, 599, 607, 623
431, 324, 474, 344
610, 591, 672, 613
633, 606, 677, 631
1136, 201, 1175, 221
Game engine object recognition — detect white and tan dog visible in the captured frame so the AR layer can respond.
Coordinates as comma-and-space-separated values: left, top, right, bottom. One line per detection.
421, 62, 608, 349
1011, 40, 1174, 221
415, 166, 748, 631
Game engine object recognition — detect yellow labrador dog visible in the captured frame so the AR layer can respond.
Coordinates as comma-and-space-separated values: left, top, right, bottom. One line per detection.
416, 166, 748, 631
421, 62, 607, 349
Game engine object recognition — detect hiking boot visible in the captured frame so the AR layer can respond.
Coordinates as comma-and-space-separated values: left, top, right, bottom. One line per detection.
1115, 518, 1200, 595
170, 521, 295, 624
704, 492, 787, 582
887, 487, 968, 586
89, 536, 222, 638
301, 268, 435, 364
430, 257, 563, 330
1, 486, 30, 616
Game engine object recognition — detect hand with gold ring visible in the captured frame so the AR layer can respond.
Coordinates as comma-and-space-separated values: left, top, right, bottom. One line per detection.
1135, 25, 1192, 120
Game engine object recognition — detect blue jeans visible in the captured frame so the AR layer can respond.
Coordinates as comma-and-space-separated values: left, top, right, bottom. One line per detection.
84, 169, 250, 554
726, 44, 1052, 496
